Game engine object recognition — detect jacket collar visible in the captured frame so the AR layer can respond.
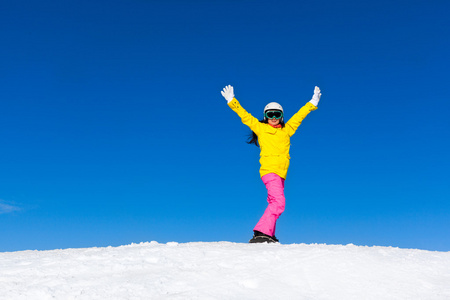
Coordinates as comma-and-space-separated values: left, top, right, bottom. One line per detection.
269, 124, 282, 128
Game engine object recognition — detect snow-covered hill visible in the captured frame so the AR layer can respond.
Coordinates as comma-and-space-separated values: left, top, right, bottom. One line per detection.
1, 242, 449, 299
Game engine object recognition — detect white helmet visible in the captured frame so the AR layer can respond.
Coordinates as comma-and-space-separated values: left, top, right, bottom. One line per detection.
264, 102, 284, 121
264, 102, 283, 114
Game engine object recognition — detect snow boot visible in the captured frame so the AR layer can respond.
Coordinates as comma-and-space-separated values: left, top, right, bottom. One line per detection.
249, 231, 279, 244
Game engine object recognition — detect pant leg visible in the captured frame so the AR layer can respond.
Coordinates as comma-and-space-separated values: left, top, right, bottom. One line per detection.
253, 173, 286, 237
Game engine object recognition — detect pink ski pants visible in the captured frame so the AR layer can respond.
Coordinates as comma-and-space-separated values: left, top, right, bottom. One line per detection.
253, 173, 285, 237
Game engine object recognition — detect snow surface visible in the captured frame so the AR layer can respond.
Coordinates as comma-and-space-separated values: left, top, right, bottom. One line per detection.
1, 242, 450, 300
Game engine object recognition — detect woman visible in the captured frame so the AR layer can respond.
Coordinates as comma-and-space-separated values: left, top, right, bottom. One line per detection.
221, 85, 321, 243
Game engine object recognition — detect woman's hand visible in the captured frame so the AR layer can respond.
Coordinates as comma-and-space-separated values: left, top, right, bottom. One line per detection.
221, 85, 235, 103
309, 86, 321, 106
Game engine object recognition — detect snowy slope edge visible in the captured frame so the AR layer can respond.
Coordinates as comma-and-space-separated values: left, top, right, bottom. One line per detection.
1, 242, 450, 300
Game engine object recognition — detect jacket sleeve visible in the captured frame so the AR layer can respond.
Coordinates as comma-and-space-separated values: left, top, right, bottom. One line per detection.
228, 98, 262, 135
285, 102, 317, 137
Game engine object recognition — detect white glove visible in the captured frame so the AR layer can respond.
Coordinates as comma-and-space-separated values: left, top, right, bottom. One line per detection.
221, 85, 235, 103
309, 86, 322, 106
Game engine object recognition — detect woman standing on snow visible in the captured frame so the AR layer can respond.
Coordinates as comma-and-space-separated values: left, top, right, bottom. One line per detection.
221, 85, 321, 243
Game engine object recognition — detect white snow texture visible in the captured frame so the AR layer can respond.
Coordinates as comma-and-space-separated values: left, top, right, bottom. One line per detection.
1, 242, 450, 300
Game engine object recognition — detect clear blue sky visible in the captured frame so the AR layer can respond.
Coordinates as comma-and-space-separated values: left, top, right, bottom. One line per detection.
1, 0, 449, 252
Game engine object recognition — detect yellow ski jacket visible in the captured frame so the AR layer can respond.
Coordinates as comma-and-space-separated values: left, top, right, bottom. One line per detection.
228, 98, 317, 179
